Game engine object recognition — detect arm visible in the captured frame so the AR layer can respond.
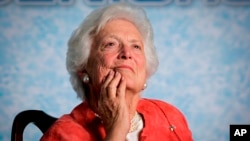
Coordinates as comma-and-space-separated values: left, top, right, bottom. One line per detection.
91, 70, 130, 141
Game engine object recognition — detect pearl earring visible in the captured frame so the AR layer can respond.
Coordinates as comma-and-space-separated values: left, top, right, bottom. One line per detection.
82, 74, 89, 83
143, 83, 147, 90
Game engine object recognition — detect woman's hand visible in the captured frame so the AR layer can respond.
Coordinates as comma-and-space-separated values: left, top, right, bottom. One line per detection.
97, 70, 130, 140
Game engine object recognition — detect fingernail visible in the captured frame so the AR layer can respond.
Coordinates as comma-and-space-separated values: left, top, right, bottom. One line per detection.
121, 76, 125, 81
115, 71, 119, 76
110, 70, 113, 75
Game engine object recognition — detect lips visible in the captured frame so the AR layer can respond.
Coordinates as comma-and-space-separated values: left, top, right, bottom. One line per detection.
115, 65, 134, 72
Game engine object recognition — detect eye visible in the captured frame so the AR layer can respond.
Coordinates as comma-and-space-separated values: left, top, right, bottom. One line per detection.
133, 45, 141, 50
108, 42, 115, 46
104, 40, 119, 48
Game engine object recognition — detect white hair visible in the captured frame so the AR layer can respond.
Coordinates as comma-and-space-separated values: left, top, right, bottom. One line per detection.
66, 2, 159, 100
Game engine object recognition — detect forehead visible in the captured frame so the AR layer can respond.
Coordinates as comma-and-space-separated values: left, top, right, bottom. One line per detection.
97, 19, 143, 41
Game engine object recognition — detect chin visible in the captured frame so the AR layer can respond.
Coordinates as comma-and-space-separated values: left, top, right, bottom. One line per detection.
124, 81, 141, 93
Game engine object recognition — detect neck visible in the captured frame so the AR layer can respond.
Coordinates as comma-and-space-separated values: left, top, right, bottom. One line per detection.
125, 90, 141, 120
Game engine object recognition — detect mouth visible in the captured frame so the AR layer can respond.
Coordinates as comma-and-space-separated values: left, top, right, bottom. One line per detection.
114, 65, 134, 72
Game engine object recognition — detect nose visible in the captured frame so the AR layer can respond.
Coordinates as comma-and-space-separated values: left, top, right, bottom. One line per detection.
118, 45, 132, 60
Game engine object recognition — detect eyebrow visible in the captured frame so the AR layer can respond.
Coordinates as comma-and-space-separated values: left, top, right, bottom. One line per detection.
105, 34, 143, 44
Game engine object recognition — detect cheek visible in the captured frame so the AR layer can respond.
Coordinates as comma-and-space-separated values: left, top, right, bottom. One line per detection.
137, 56, 146, 71
86, 55, 112, 84
137, 56, 147, 79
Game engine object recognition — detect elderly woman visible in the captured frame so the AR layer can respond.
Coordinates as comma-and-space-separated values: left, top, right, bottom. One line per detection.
41, 2, 193, 141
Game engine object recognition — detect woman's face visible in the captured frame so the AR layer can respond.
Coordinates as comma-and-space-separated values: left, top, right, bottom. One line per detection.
86, 19, 146, 93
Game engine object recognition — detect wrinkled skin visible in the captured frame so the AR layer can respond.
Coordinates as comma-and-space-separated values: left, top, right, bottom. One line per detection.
78, 19, 147, 141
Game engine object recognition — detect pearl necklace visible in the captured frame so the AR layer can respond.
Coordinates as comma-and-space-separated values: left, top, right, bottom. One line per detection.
95, 112, 142, 133
129, 112, 142, 133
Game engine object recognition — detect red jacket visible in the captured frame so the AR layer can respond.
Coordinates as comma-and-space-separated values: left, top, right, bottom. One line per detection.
41, 98, 193, 141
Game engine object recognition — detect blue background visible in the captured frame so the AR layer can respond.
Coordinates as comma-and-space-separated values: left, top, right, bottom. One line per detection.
0, 0, 250, 141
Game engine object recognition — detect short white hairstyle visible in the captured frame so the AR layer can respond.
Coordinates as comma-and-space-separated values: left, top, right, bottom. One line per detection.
66, 2, 159, 100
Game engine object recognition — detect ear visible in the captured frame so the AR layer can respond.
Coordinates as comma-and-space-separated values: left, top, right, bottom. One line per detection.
77, 70, 84, 79
77, 68, 89, 79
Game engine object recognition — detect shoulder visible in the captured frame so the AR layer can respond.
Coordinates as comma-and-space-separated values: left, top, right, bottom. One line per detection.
138, 98, 193, 140
138, 98, 189, 126
40, 102, 94, 141
40, 114, 91, 141
138, 98, 183, 115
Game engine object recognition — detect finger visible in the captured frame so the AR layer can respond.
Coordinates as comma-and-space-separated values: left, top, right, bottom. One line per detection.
102, 70, 115, 87
100, 70, 115, 99
107, 71, 122, 98
116, 76, 126, 98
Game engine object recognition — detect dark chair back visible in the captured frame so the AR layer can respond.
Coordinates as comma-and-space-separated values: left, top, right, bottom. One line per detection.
11, 110, 57, 141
